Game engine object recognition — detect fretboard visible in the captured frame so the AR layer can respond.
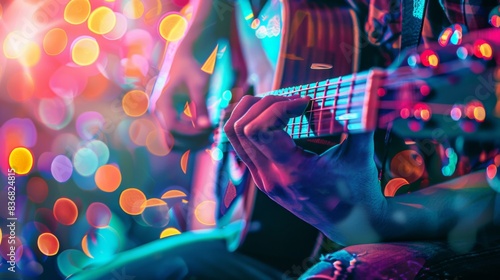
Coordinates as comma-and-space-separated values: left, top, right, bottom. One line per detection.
257, 70, 371, 140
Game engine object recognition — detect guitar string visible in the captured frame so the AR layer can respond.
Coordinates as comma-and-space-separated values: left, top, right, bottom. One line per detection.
259, 66, 422, 98
284, 80, 434, 138
253, 56, 477, 139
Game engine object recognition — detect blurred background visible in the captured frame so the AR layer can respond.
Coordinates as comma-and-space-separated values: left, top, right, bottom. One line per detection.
0, 0, 217, 278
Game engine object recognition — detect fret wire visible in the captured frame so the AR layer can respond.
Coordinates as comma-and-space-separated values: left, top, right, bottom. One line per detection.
290, 110, 365, 126
317, 79, 328, 134
330, 76, 341, 134
291, 119, 364, 130
281, 82, 366, 100
313, 88, 366, 102
308, 82, 318, 138
344, 72, 356, 131
298, 86, 304, 139
284, 80, 367, 99
305, 103, 366, 113
262, 68, 426, 100
290, 91, 295, 136
260, 75, 370, 97
288, 87, 293, 134
288, 123, 368, 139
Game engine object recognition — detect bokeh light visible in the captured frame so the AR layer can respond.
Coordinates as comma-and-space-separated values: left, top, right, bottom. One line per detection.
86, 202, 112, 228
2, 118, 38, 149
129, 118, 156, 146
38, 98, 74, 130
161, 189, 187, 199
81, 235, 92, 258
86, 140, 110, 166
158, 13, 188, 42
122, 90, 149, 117
9, 147, 34, 175
18, 41, 41, 67
104, 12, 128, 40
1, 235, 23, 262
71, 37, 100, 66
390, 150, 425, 183
51, 155, 73, 183
3, 31, 24, 59
88, 6, 117, 35
43, 28, 68, 56
76, 111, 105, 140
84, 227, 119, 260
37, 233, 59, 256
123, 54, 150, 78
160, 228, 181, 238
201, 45, 218, 74
146, 130, 173, 156
194, 200, 216, 226
73, 148, 99, 177
57, 249, 93, 277
119, 188, 147, 215
27, 177, 49, 204
180, 150, 190, 174
0, 1, 242, 278
384, 178, 410, 197
64, 0, 91, 25
95, 164, 122, 192
124, 0, 145, 19
183, 102, 192, 118
53, 198, 79, 226
141, 199, 170, 227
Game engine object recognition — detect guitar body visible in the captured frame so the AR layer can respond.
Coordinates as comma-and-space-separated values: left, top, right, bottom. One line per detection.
207, 0, 362, 269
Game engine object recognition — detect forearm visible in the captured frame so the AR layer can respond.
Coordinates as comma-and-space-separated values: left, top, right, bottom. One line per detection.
379, 171, 498, 242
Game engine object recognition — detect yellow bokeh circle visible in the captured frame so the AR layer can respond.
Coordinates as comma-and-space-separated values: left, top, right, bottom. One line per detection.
71, 37, 100, 66
88, 6, 117, 35
3, 32, 25, 59
124, 0, 145, 19
9, 147, 34, 175
19, 41, 41, 67
158, 13, 188, 42
160, 228, 181, 239
64, 0, 91, 25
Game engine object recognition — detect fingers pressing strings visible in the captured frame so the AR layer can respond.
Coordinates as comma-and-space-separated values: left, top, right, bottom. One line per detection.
245, 97, 312, 164
231, 95, 293, 168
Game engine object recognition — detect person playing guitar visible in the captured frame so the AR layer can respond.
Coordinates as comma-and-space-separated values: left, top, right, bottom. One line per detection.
222, 0, 500, 278
71, 0, 500, 279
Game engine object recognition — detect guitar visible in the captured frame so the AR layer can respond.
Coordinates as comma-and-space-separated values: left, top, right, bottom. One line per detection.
203, 0, 500, 267
68, 2, 500, 278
